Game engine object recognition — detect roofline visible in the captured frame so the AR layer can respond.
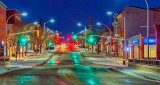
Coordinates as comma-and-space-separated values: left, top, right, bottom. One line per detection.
0, 1, 7, 9
7, 9, 20, 14
117, 5, 160, 17
125, 6, 160, 12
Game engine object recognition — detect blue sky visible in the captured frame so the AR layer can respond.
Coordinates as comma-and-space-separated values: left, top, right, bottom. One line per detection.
2, 0, 160, 36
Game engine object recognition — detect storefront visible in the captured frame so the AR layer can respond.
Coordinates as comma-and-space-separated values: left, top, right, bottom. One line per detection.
143, 37, 156, 59
127, 37, 156, 59
128, 38, 140, 59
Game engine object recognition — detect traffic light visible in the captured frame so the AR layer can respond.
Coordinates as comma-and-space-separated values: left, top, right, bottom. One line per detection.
87, 36, 96, 45
72, 34, 78, 40
17, 35, 29, 46
47, 41, 54, 47
37, 30, 40, 38
53, 33, 60, 44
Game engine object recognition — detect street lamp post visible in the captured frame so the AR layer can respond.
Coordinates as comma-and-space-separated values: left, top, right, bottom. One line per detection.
4, 12, 27, 62
132, 1, 150, 60
43, 19, 55, 50
144, 0, 150, 59
96, 22, 112, 57
43, 19, 55, 33
106, 11, 120, 62
77, 23, 87, 51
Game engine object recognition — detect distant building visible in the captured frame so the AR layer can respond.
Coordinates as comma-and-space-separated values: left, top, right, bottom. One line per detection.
0, 1, 7, 44
116, 6, 160, 59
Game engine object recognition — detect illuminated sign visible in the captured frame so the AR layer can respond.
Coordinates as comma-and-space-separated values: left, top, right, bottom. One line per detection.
144, 37, 156, 44
132, 38, 139, 45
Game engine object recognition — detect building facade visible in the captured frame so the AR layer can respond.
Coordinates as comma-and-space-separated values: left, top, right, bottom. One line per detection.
6, 9, 21, 58
0, 1, 7, 44
116, 6, 160, 60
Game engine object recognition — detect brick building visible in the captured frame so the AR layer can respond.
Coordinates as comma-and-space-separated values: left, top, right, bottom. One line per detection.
6, 9, 21, 58
6, 9, 21, 44
116, 6, 160, 60
0, 1, 7, 44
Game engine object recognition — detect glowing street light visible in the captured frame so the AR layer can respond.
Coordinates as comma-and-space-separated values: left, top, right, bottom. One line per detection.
50, 19, 55, 23
44, 19, 55, 32
96, 22, 102, 26
77, 22, 87, 50
106, 11, 113, 15
21, 12, 28, 16
33, 21, 39, 24
77, 22, 82, 27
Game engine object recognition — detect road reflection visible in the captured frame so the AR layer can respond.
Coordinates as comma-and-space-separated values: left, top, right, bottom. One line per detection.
15, 75, 33, 85
1, 51, 159, 85
70, 52, 81, 65
72, 65, 100, 85
70, 52, 100, 85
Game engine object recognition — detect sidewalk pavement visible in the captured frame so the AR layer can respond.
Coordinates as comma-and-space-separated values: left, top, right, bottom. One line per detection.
0, 52, 53, 74
82, 51, 160, 83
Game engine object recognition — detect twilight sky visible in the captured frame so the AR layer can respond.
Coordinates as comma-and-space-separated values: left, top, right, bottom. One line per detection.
2, 0, 160, 36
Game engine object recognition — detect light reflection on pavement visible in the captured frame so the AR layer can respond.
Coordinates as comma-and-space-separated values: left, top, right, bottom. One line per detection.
0, 50, 160, 85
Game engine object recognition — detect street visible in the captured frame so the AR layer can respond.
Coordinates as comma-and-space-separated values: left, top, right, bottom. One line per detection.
0, 47, 159, 85
0, 0, 160, 85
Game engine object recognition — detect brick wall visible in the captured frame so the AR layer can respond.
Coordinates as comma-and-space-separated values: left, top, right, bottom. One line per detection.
0, 2, 7, 42
117, 6, 160, 39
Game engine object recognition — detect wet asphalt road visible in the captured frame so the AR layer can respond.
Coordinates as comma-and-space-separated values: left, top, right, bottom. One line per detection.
0, 50, 160, 85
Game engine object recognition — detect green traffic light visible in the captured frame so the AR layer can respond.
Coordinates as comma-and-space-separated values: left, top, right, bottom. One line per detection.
17, 35, 29, 46
72, 34, 78, 40
88, 37, 94, 43
86, 36, 96, 45
47, 41, 54, 46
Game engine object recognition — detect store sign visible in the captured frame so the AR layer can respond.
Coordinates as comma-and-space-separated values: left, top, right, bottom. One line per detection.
132, 38, 139, 45
144, 37, 156, 44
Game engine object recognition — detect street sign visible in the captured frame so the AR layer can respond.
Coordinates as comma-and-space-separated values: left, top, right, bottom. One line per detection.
114, 34, 119, 37
112, 21, 120, 28
107, 36, 111, 42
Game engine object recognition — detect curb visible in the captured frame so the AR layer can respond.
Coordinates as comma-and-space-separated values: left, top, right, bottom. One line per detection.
113, 67, 160, 83
0, 53, 53, 75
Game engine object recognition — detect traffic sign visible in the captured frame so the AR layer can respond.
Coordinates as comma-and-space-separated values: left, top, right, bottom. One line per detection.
112, 21, 120, 28
107, 36, 111, 42
114, 34, 119, 37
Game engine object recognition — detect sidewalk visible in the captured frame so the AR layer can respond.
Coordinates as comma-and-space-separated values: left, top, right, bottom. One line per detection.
0, 52, 53, 74
82, 51, 160, 83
